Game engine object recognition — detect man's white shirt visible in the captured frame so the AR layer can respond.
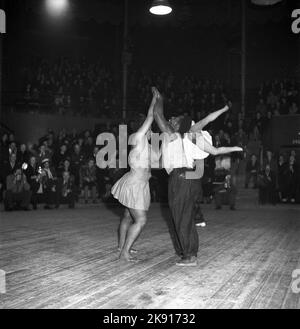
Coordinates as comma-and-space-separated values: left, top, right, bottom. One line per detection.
161, 123, 213, 174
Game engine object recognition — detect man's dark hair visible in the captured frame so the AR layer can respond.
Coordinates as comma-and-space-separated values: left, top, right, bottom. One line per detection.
178, 116, 192, 137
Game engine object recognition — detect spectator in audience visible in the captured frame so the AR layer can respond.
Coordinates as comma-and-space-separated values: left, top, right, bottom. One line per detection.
281, 155, 298, 203
57, 158, 73, 179
257, 164, 277, 205
213, 167, 237, 210
262, 150, 277, 173
80, 158, 97, 204
289, 102, 299, 115
70, 143, 84, 187
233, 128, 248, 148
201, 158, 215, 204
8, 141, 18, 156
56, 171, 76, 209
24, 156, 42, 210
4, 168, 32, 211
53, 144, 69, 168
27, 142, 38, 158
41, 158, 58, 209
277, 154, 287, 202
83, 136, 94, 159
18, 143, 30, 164
0, 133, 9, 162
245, 154, 260, 189
256, 99, 267, 116
3, 153, 20, 187
37, 144, 52, 165
253, 112, 263, 135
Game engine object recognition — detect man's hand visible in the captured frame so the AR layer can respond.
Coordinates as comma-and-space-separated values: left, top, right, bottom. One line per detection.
151, 87, 160, 100
225, 101, 232, 111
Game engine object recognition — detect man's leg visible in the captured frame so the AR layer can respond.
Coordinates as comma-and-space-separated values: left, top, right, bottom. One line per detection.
168, 172, 184, 257
194, 179, 206, 226
169, 170, 199, 265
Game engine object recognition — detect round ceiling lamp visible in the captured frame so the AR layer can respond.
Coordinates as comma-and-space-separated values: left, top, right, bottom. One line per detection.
251, 0, 282, 5
46, 0, 69, 16
149, 0, 172, 16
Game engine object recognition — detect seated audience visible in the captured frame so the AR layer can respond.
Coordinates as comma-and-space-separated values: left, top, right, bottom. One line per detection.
41, 158, 58, 209
24, 156, 43, 209
56, 171, 76, 209
4, 168, 32, 211
277, 154, 287, 202
281, 155, 299, 203
80, 158, 98, 203
262, 150, 277, 174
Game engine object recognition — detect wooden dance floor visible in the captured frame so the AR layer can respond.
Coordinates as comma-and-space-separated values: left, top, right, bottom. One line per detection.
0, 198, 300, 309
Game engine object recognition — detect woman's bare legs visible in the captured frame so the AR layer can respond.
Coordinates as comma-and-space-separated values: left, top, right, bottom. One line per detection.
119, 208, 147, 261
118, 208, 132, 251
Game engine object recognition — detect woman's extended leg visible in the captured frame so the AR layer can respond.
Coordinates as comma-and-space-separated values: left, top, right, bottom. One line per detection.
119, 208, 147, 261
118, 208, 132, 251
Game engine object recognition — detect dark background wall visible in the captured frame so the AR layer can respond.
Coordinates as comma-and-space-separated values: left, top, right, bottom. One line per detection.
2, 0, 299, 93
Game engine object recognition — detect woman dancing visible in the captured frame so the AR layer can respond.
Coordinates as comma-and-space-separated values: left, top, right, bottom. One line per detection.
111, 87, 158, 262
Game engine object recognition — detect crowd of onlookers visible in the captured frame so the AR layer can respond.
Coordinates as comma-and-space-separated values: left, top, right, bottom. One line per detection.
1, 111, 299, 212
255, 78, 299, 117
0, 129, 128, 211
129, 71, 230, 119
2, 60, 300, 210
244, 149, 299, 205
14, 58, 299, 120
17, 57, 119, 118
15, 56, 233, 119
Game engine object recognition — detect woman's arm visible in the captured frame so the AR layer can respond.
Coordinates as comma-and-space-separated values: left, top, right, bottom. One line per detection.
190, 103, 230, 133
153, 88, 175, 135
135, 87, 157, 138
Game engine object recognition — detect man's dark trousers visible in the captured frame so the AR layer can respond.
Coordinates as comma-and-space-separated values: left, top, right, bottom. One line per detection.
168, 168, 200, 259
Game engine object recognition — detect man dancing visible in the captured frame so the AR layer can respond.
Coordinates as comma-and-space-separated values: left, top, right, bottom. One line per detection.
153, 89, 242, 266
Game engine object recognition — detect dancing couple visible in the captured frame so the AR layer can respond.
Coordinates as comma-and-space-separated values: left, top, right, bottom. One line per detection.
112, 87, 243, 265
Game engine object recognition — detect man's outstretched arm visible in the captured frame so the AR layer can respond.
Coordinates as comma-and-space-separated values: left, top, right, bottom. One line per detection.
190, 102, 231, 133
